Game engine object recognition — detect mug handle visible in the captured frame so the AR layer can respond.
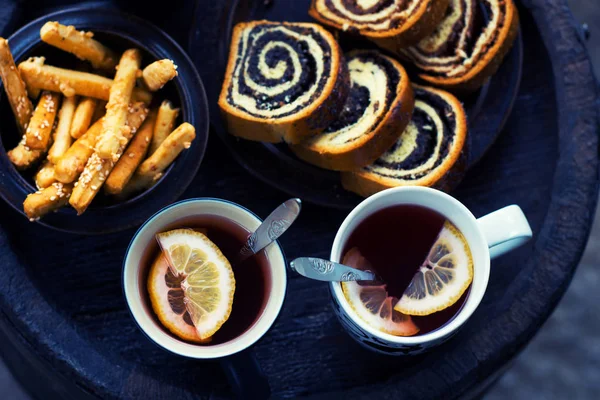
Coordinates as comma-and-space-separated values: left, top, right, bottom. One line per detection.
476, 205, 533, 259
219, 349, 271, 399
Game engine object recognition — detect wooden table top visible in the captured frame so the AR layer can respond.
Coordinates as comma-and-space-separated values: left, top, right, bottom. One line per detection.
0, 0, 598, 399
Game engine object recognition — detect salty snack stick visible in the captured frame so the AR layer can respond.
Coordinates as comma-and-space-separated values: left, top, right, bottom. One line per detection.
54, 102, 147, 183
48, 95, 77, 163
120, 123, 195, 198
150, 100, 179, 155
70, 97, 97, 139
23, 182, 73, 220
137, 122, 195, 178
7, 138, 43, 170
40, 21, 117, 71
95, 49, 142, 160
54, 118, 103, 183
104, 111, 156, 195
69, 104, 148, 214
18, 57, 152, 103
25, 91, 61, 150
0, 38, 33, 134
34, 160, 56, 189
142, 59, 178, 91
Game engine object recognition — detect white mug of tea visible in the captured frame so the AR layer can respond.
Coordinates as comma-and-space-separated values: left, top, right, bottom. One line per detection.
329, 187, 532, 355
123, 198, 287, 397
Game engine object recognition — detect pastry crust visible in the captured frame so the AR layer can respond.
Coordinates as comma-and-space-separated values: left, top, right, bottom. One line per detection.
342, 84, 468, 196
403, 0, 520, 92
309, 0, 450, 50
290, 50, 414, 171
218, 20, 350, 144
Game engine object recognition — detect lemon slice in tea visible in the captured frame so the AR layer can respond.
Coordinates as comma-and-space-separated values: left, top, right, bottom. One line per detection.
147, 253, 211, 343
394, 221, 473, 316
152, 229, 235, 340
341, 247, 419, 336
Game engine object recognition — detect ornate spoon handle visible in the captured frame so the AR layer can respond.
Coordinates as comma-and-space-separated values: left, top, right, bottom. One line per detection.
238, 198, 302, 261
290, 257, 377, 282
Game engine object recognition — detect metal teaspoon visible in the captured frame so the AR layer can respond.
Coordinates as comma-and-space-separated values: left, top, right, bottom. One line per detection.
237, 198, 302, 262
289, 257, 378, 282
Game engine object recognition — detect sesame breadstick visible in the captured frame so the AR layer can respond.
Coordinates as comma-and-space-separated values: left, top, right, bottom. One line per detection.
149, 100, 179, 156
7, 136, 43, 170
70, 97, 97, 139
55, 102, 147, 183
69, 103, 148, 214
0, 38, 33, 134
54, 118, 103, 183
40, 22, 117, 71
25, 91, 61, 150
136, 122, 195, 179
142, 59, 178, 91
48, 95, 77, 163
23, 182, 73, 221
34, 160, 57, 189
95, 49, 142, 160
18, 57, 151, 103
104, 110, 156, 195
119, 123, 195, 198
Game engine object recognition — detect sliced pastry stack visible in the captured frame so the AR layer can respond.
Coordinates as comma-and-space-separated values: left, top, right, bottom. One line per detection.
291, 50, 414, 171
309, 0, 450, 51
220, 18, 472, 197
218, 20, 349, 144
309, 0, 519, 91
342, 84, 467, 196
400, 0, 520, 91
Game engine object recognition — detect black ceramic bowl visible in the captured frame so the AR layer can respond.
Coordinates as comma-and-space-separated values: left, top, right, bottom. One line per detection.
0, 6, 209, 234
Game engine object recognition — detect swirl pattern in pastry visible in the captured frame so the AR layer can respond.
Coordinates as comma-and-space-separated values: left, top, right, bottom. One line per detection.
342, 84, 467, 196
291, 50, 414, 171
219, 20, 350, 144
309, 0, 450, 50
400, 0, 520, 91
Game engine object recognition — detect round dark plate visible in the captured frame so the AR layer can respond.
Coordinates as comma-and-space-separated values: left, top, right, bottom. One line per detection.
0, 5, 209, 234
191, 0, 523, 209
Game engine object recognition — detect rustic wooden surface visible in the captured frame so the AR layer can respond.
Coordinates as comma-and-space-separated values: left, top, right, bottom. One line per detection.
0, 0, 598, 399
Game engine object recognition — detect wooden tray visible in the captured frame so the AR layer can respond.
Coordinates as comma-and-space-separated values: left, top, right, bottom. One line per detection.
194, 0, 523, 209
0, 0, 598, 399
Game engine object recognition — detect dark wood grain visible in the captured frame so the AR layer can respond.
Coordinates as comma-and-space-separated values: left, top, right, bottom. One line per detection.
0, 0, 598, 399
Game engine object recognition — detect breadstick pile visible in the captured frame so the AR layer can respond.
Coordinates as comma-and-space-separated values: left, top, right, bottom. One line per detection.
0, 22, 194, 221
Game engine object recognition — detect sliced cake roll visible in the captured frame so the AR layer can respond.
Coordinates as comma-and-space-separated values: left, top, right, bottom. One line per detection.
400, 0, 519, 91
309, 0, 450, 51
291, 50, 414, 171
218, 20, 350, 144
342, 84, 467, 197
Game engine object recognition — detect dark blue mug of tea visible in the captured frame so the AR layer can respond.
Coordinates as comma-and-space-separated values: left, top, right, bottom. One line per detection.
329, 187, 532, 356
